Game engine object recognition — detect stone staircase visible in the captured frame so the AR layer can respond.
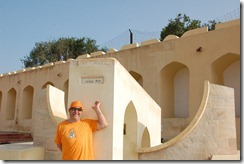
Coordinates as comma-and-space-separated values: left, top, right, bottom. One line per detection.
0, 132, 33, 144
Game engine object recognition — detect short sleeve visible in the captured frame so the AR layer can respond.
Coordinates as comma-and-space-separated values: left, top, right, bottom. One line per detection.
84, 119, 98, 132
55, 124, 62, 145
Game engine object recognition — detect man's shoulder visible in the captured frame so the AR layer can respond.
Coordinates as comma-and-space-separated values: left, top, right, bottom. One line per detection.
81, 119, 98, 125
81, 118, 97, 122
57, 120, 69, 126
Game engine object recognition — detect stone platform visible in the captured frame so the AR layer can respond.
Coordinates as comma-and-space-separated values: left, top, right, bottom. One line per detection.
0, 142, 45, 160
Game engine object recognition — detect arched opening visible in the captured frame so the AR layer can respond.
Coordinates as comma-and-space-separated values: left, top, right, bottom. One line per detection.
6, 88, 16, 120
42, 82, 54, 89
129, 71, 143, 86
141, 127, 150, 148
174, 67, 189, 118
21, 86, 34, 119
211, 53, 239, 85
211, 53, 240, 116
160, 62, 189, 118
123, 101, 138, 160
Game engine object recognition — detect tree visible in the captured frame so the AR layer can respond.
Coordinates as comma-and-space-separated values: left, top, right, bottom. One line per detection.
202, 20, 219, 31
20, 37, 107, 68
160, 13, 220, 41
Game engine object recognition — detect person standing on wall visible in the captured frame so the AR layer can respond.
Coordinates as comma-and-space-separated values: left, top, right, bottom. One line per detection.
55, 100, 108, 160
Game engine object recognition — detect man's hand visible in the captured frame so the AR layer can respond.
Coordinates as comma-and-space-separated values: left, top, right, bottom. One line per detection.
92, 101, 100, 111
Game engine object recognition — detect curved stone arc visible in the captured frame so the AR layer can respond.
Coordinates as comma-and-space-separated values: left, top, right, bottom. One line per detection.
107, 48, 118, 53
137, 81, 210, 153
163, 35, 179, 41
141, 39, 160, 46
120, 43, 139, 50
181, 26, 208, 38
46, 85, 67, 126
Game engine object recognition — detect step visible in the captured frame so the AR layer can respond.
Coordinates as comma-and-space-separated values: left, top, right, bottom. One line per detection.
211, 151, 240, 160
0, 132, 33, 144
0, 142, 45, 160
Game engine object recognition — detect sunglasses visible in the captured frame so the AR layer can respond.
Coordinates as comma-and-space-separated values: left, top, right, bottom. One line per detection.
70, 107, 83, 112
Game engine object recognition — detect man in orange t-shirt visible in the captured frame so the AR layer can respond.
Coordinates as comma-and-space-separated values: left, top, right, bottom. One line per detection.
55, 100, 108, 160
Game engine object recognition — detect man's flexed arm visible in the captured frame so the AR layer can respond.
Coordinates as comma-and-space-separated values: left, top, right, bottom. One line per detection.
92, 101, 108, 130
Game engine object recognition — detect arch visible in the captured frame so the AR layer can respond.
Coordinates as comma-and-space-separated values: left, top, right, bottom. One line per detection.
160, 62, 189, 118
42, 82, 54, 89
129, 71, 143, 86
211, 53, 239, 85
211, 53, 240, 117
123, 101, 138, 160
6, 88, 16, 120
141, 127, 150, 148
21, 85, 34, 119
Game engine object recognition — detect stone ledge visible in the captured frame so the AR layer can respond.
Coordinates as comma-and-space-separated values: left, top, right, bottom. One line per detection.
0, 142, 45, 160
211, 150, 240, 160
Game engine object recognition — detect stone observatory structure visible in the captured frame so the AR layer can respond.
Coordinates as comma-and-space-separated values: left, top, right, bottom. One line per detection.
0, 19, 240, 160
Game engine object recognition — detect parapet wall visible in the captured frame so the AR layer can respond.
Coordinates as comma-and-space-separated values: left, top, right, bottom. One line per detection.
0, 62, 70, 132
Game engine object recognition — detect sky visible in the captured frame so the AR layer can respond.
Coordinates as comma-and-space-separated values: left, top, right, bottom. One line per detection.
0, 0, 241, 74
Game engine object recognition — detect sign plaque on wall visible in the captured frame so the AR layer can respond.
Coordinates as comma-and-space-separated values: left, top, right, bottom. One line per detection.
80, 76, 104, 84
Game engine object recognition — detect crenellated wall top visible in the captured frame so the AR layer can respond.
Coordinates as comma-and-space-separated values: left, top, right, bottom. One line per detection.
0, 19, 240, 78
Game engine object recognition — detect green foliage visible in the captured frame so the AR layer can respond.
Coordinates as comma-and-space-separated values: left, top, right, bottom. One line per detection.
20, 37, 108, 68
160, 13, 220, 41
202, 20, 219, 31
21, 13, 220, 68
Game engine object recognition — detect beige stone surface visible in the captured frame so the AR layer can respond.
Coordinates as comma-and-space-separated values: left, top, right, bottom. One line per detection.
141, 39, 160, 46
121, 43, 139, 50
33, 89, 62, 160
211, 150, 240, 160
138, 82, 238, 160
46, 85, 67, 125
0, 142, 45, 160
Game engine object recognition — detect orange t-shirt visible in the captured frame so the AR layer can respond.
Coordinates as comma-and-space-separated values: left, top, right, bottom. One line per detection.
55, 119, 98, 160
